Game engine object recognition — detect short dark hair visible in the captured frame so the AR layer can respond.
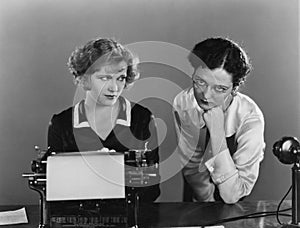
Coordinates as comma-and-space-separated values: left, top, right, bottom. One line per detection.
188, 37, 252, 89
67, 37, 139, 87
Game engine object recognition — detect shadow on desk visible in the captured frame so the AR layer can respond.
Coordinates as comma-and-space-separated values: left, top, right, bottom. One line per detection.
0, 201, 292, 228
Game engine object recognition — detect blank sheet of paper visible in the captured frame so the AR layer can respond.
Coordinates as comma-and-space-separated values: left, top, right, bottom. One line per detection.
0, 207, 28, 225
46, 151, 125, 201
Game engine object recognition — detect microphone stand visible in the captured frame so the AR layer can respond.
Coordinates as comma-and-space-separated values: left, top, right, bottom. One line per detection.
282, 163, 300, 227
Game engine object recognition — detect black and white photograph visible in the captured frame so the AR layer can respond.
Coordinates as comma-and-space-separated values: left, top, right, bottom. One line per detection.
0, 0, 299, 227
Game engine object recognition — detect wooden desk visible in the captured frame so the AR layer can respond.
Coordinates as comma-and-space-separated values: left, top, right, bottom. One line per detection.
0, 201, 292, 228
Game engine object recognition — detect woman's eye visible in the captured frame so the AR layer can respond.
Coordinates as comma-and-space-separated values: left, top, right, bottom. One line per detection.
194, 80, 206, 87
99, 76, 108, 81
118, 75, 126, 82
198, 80, 206, 85
215, 86, 227, 93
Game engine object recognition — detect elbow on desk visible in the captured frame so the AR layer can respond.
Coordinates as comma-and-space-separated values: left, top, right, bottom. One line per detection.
220, 192, 242, 204
222, 197, 239, 204
218, 179, 253, 204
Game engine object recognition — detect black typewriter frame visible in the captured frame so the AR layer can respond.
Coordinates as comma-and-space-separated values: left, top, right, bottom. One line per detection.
23, 148, 159, 228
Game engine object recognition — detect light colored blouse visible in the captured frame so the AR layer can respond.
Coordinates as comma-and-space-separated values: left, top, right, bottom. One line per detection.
173, 87, 265, 204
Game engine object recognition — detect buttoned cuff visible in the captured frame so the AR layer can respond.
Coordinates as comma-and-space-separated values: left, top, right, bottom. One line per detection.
204, 149, 237, 185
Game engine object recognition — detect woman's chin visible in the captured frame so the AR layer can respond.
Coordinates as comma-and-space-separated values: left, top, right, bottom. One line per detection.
198, 102, 212, 111
94, 96, 120, 106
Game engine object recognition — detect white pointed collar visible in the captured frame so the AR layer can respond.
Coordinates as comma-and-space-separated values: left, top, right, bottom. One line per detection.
73, 97, 131, 128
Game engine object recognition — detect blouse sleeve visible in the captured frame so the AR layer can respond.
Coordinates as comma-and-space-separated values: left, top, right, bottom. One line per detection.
205, 115, 265, 204
173, 107, 216, 202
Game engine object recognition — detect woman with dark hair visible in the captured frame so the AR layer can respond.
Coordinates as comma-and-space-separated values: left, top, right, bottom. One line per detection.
173, 37, 265, 204
48, 37, 160, 202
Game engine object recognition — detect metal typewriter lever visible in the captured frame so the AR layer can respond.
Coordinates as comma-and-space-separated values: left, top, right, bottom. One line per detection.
22, 146, 53, 228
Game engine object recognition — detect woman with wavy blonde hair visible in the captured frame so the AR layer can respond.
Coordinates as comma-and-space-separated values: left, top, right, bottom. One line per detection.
48, 37, 160, 202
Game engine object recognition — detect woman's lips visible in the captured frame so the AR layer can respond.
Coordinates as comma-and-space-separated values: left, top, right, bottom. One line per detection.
199, 98, 213, 110
105, 95, 117, 99
200, 98, 209, 105
201, 98, 207, 102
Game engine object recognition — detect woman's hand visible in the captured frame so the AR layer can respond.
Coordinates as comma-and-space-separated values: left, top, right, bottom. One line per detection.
203, 106, 227, 156
97, 147, 116, 152
203, 106, 225, 133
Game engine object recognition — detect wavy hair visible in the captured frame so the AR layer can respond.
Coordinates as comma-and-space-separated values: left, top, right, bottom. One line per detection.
67, 37, 139, 87
188, 37, 252, 89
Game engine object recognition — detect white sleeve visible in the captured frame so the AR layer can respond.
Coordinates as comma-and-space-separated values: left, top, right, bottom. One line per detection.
205, 115, 265, 204
173, 103, 215, 202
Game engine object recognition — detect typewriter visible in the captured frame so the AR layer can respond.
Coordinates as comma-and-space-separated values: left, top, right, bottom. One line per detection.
22, 145, 159, 228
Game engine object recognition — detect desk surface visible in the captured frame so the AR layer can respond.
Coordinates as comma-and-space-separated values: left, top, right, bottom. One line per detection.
0, 201, 292, 228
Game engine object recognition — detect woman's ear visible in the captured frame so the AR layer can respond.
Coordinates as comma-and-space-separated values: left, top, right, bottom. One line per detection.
74, 75, 91, 91
222, 86, 238, 111
231, 86, 238, 96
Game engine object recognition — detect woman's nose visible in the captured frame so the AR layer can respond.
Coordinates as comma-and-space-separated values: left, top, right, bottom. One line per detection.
108, 79, 118, 92
202, 87, 213, 99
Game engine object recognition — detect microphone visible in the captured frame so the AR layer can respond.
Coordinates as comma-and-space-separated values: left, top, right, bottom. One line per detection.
273, 136, 300, 227
273, 136, 300, 165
